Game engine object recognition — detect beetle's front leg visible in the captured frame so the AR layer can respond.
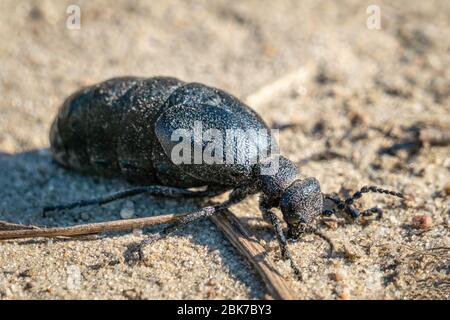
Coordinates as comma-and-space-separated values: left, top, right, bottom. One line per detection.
259, 198, 302, 280
285, 212, 336, 259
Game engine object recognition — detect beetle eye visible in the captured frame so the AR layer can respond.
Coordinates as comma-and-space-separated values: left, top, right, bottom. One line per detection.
280, 177, 323, 225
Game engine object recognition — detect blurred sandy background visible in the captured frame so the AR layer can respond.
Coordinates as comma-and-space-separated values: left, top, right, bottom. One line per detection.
0, 0, 449, 299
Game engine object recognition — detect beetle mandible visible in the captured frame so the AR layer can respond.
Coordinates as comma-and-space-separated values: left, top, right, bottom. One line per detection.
46, 76, 404, 278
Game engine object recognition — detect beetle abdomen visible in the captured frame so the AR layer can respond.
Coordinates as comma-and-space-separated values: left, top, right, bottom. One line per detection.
50, 77, 184, 183
50, 77, 274, 188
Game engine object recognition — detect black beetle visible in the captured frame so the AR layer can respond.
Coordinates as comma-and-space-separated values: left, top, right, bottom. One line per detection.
46, 76, 403, 278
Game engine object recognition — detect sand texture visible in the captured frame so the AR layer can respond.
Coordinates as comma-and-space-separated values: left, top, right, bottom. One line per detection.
0, 0, 449, 299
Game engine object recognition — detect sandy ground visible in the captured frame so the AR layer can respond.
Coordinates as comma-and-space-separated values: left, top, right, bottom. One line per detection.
0, 0, 449, 299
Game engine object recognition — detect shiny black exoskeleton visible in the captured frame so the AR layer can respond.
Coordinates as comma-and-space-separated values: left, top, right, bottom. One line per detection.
47, 77, 404, 279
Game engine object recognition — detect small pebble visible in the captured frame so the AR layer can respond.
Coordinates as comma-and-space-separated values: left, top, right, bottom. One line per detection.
206, 279, 218, 286
338, 291, 350, 300
332, 271, 346, 282
412, 215, 433, 230
444, 184, 450, 196
120, 201, 135, 219
348, 110, 367, 126
322, 219, 338, 230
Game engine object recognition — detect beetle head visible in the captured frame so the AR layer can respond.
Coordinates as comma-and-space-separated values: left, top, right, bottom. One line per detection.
280, 177, 323, 237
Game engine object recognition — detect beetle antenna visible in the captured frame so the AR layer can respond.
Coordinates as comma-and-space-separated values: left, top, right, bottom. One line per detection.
324, 185, 403, 218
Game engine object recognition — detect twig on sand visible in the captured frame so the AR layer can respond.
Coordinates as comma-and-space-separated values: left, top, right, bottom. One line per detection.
0, 220, 40, 231
210, 209, 297, 300
245, 66, 311, 110
419, 127, 450, 146
0, 208, 296, 299
0, 214, 186, 240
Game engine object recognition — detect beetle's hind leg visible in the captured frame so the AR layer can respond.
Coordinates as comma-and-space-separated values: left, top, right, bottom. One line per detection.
126, 186, 249, 263
42, 185, 225, 215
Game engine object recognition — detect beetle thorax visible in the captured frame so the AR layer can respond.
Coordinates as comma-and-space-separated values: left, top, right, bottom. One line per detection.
256, 155, 300, 203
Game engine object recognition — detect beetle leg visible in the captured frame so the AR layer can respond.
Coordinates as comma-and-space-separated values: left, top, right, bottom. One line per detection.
322, 208, 336, 216
127, 186, 249, 262
259, 199, 303, 280
323, 185, 403, 221
42, 185, 225, 215
361, 207, 384, 220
